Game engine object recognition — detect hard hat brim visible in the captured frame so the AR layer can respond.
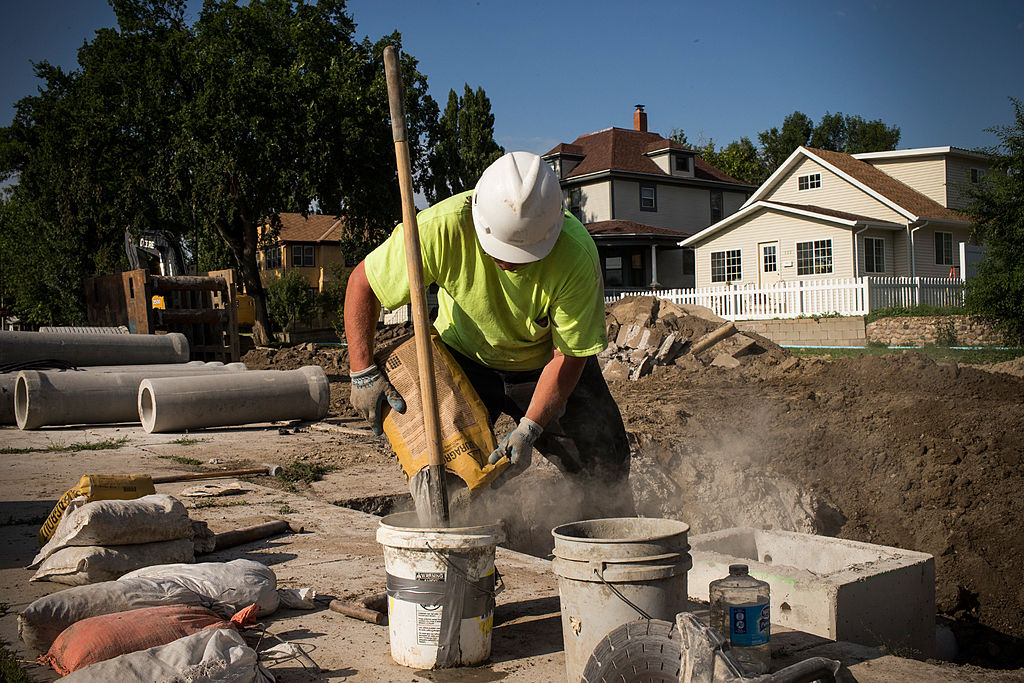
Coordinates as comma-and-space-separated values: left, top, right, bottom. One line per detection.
472, 211, 563, 264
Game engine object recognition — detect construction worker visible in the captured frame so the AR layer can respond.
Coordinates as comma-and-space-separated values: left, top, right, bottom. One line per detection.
345, 151, 632, 519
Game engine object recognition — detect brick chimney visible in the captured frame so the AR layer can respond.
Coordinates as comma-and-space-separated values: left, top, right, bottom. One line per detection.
633, 104, 647, 132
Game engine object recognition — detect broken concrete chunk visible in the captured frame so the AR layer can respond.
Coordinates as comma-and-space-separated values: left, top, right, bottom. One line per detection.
615, 323, 648, 349
607, 295, 659, 328
629, 349, 653, 365
724, 333, 760, 359
779, 356, 800, 372
711, 353, 742, 369
602, 359, 630, 382
674, 354, 704, 372
654, 332, 679, 364
629, 356, 653, 380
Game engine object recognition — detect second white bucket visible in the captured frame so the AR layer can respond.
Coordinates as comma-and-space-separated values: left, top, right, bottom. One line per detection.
377, 512, 505, 669
552, 517, 691, 683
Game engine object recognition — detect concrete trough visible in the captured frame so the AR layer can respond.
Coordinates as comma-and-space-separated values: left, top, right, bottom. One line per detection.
688, 527, 935, 659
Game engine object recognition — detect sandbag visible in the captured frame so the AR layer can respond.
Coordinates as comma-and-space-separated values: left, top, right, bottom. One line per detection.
40, 604, 257, 675
378, 333, 507, 491
31, 538, 195, 585
19, 559, 277, 652
59, 628, 272, 683
32, 494, 191, 567
38, 474, 157, 545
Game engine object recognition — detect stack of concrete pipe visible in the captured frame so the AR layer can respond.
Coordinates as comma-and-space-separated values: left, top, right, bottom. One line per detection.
1, 331, 193, 425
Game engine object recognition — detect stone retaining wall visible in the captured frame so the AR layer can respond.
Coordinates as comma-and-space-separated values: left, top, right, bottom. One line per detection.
866, 315, 1007, 347
737, 317, 867, 347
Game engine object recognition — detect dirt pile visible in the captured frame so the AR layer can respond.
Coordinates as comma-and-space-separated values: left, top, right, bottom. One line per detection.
601, 296, 789, 380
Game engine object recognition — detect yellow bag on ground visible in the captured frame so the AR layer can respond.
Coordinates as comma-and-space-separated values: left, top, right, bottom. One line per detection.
377, 334, 507, 492
38, 474, 157, 546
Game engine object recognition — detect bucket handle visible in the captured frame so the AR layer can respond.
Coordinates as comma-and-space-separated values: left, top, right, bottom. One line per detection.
425, 541, 505, 597
592, 562, 653, 621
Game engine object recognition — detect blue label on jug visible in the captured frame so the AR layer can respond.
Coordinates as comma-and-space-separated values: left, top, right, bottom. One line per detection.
729, 603, 770, 646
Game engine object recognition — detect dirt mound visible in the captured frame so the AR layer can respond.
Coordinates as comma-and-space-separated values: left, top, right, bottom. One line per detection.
611, 350, 1024, 667
981, 355, 1024, 378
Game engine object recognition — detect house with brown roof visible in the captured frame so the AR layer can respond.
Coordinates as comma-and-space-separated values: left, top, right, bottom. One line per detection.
258, 212, 345, 293
543, 106, 756, 291
681, 146, 987, 288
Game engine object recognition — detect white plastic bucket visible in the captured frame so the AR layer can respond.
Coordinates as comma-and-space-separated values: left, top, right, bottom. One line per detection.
552, 517, 691, 683
377, 512, 505, 669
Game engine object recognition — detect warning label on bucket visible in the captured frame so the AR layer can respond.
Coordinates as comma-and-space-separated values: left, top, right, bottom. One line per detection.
416, 604, 442, 645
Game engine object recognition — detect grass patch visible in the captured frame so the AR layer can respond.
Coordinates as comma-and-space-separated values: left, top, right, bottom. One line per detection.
0, 604, 32, 683
865, 304, 966, 323
170, 436, 206, 446
277, 503, 298, 514
0, 436, 129, 455
789, 345, 1024, 364
191, 498, 250, 509
279, 461, 334, 485
159, 455, 203, 467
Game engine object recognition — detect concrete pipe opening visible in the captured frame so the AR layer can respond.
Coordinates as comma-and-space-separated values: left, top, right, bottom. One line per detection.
14, 373, 32, 430
139, 384, 156, 432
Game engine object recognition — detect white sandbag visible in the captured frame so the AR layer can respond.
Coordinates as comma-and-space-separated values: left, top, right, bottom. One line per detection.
30, 538, 195, 585
19, 559, 278, 653
60, 628, 273, 683
122, 559, 280, 616
31, 494, 192, 567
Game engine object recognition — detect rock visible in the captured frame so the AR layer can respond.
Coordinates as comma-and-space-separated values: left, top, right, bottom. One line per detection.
674, 354, 704, 372
606, 295, 659, 328
654, 332, 680, 364
630, 355, 653, 380
615, 324, 646, 349
778, 356, 800, 372
711, 353, 741, 369
602, 359, 630, 381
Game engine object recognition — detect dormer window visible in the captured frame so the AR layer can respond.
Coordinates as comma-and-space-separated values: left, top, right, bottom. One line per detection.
675, 155, 690, 173
798, 173, 821, 191
547, 159, 560, 178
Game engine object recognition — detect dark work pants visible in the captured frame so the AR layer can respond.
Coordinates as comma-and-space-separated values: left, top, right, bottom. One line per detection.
445, 345, 633, 517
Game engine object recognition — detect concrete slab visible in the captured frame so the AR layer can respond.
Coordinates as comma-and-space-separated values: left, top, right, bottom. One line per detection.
689, 527, 936, 659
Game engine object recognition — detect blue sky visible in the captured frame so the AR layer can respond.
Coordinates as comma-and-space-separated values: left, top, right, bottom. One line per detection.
2, 0, 1023, 156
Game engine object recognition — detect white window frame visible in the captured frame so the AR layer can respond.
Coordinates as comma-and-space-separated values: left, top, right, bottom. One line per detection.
798, 173, 821, 191
292, 245, 315, 268
934, 231, 953, 266
796, 239, 833, 275
639, 184, 657, 212
762, 244, 777, 273
864, 236, 885, 273
711, 249, 742, 283
263, 246, 281, 269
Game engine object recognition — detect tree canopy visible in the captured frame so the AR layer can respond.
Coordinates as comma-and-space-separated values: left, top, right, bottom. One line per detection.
0, 0, 438, 342
424, 84, 503, 204
965, 98, 1024, 343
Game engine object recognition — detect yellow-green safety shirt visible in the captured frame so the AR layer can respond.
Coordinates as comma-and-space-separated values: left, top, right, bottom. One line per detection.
364, 191, 606, 371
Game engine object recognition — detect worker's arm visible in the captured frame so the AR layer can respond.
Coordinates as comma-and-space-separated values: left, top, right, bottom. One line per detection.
488, 349, 588, 485
344, 261, 404, 435
344, 261, 381, 372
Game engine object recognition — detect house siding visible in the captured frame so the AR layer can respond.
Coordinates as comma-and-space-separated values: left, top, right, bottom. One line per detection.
767, 157, 908, 223
913, 226, 973, 278
576, 182, 612, 223
610, 180, 747, 234
856, 229, 906, 276
944, 157, 987, 210
863, 158, 946, 207
693, 210, 856, 287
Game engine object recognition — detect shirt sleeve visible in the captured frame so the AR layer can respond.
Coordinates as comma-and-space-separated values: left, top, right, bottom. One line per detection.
549, 256, 607, 358
363, 222, 440, 311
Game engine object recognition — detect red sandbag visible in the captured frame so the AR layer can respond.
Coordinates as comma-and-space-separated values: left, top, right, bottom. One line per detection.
39, 603, 257, 676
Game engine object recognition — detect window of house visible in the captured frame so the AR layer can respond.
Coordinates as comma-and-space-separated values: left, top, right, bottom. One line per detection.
640, 184, 657, 211
762, 244, 777, 273
605, 256, 623, 286
711, 249, 741, 283
263, 246, 281, 269
569, 187, 582, 221
970, 168, 986, 184
864, 237, 885, 273
798, 173, 821, 191
710, 190, 723, 222
934, 231, 953, 265
796, 239, 833, 275
292, 245, 314, 267
547, 159, 560, 178
675, 155, 690, 173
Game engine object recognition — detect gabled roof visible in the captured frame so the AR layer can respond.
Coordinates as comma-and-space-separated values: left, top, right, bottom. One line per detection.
746, 146, 970, 223
587, 220, 693, 240
853, 146, 989, 162
680, 200, 903, 247
544, 127, 752, 187
269, 213, 344, 243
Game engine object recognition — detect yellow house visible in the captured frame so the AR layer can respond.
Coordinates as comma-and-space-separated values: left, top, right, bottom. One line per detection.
258, 212, 345, 292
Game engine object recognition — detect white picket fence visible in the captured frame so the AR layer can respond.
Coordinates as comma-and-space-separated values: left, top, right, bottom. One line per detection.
605, 277, 965, 321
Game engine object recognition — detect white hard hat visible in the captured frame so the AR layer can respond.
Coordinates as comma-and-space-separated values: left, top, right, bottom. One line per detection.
472, 151, 564, 263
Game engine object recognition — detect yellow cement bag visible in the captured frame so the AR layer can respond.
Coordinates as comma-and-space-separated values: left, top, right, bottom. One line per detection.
38, 475, 157, 546
377, 334, 507, 491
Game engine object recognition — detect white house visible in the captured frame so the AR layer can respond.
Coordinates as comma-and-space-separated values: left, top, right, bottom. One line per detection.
681, 146, 988, 288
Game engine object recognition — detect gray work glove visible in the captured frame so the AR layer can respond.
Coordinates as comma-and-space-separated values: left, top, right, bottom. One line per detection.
349, 364, 405, 436
487, 417, 543, 488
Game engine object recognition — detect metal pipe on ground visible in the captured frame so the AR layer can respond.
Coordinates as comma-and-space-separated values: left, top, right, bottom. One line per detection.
14, 363, 246, 430
138, 366, 330, 434
0, 330, 190, 367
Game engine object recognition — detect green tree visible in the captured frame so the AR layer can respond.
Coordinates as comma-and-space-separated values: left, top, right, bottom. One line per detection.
964, 98, 1024, 343
700, 137, 768, 186
669, 128, 691, 147
266, 268, 315, 332
809, 111, 900, 154
758, 111, 814, 171
424, 84, 503, 204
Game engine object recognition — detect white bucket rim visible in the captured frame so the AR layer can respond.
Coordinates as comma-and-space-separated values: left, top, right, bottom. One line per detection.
377, 512, 505, 550
552, 517, 690, 545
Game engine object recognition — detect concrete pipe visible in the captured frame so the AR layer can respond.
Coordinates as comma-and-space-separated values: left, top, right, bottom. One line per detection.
2, 362, 215, 425
139, 366, 330, 434
0, 331, 189, 367
14, 363, 246, 430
